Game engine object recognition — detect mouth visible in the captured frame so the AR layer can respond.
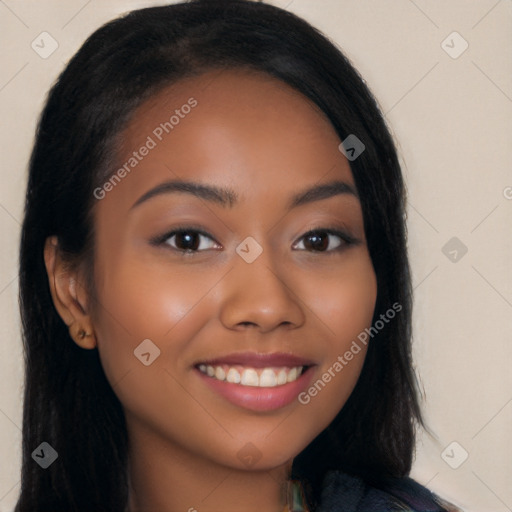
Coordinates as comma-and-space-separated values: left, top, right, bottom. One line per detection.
193, 352, 316, 412
197, 363, 308, 388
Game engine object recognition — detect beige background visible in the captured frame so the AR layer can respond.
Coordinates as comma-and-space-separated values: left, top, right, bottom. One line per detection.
1, 1, 511, 510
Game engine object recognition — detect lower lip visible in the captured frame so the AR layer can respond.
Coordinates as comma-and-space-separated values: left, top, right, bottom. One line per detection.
196, 366, 315, 412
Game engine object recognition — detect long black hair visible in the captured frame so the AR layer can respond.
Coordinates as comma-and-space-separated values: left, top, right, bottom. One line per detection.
17, 1, 422, 510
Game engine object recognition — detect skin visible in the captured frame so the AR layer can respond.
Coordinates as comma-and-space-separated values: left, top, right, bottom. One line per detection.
44, 68, 377, 512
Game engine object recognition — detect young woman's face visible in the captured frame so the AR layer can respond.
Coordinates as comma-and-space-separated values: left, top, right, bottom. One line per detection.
90, 68, 377, 471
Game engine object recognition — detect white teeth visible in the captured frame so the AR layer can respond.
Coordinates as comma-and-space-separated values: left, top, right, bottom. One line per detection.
215, 366, 226, 381
198, 364, 305, 387
277, 369, 287, 385
241, 368, 259, 386
259, 368, 277, 387
287, 367, 298, 383
226, 368, 241, 384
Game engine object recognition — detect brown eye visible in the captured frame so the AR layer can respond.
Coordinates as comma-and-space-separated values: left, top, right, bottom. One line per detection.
159, 228, 219, 252
302, 232, 330, 251
173, 231, 201, 251
293, 228, 355, 253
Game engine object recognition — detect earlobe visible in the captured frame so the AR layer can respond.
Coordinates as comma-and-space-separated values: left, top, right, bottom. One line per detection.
69, 322, 96, 349
43, 236, 97, 349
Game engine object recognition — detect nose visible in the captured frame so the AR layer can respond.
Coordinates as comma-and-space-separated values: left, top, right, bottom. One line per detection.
218, 247, 305, 333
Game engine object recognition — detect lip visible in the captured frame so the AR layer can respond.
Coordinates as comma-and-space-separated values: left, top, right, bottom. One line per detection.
196, 351, 316, 368
195, 361, 316, 412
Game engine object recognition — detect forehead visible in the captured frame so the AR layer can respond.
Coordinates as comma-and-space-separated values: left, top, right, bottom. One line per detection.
123, 67, 335, 141
99, 68, 354, 213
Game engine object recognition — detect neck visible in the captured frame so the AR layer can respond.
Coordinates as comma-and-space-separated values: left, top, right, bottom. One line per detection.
126, 421, 293, 512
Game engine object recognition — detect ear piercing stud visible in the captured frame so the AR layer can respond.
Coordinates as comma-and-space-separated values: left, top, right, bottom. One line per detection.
77, 329, 91, 340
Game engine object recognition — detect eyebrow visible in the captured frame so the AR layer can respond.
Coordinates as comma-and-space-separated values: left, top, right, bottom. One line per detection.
130, 179, 358, 211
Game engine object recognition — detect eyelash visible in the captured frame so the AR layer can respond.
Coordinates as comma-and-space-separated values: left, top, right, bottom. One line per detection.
150, 224, 359, 255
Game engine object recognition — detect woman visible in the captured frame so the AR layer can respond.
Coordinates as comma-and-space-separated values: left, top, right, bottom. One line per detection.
16, 0, 459, 510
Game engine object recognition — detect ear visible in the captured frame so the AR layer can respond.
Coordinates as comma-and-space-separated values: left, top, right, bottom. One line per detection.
44, 236, 97, 349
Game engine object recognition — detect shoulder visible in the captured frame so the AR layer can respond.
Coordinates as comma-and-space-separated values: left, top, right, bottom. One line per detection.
317, 470, 462, 512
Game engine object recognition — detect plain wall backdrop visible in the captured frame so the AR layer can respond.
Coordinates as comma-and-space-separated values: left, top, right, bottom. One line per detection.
1, 1, 511, 510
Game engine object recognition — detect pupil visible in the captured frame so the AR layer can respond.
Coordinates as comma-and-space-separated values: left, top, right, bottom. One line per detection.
306, 232, 328, 251
177, 231, 198, 250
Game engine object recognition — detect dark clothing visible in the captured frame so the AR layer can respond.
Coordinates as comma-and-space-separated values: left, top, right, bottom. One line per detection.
318, 471, 461, 512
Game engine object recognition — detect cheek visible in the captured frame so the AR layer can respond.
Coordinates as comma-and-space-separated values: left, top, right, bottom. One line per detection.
294, 251, 377, 419
304, 250, 377, 344
90, 247, 219, 387
90, 252, 224, 440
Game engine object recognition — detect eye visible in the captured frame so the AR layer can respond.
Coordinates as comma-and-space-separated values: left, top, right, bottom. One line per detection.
293, 228, 357, 253
151, 225, 358, 255
154, 227, 220, 253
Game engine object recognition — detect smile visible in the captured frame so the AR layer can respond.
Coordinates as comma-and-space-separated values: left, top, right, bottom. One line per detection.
194, 351, 316, 411
197, 364, 306, 387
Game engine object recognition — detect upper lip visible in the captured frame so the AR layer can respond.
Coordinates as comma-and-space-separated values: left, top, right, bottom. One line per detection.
196, 352, 315, 368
